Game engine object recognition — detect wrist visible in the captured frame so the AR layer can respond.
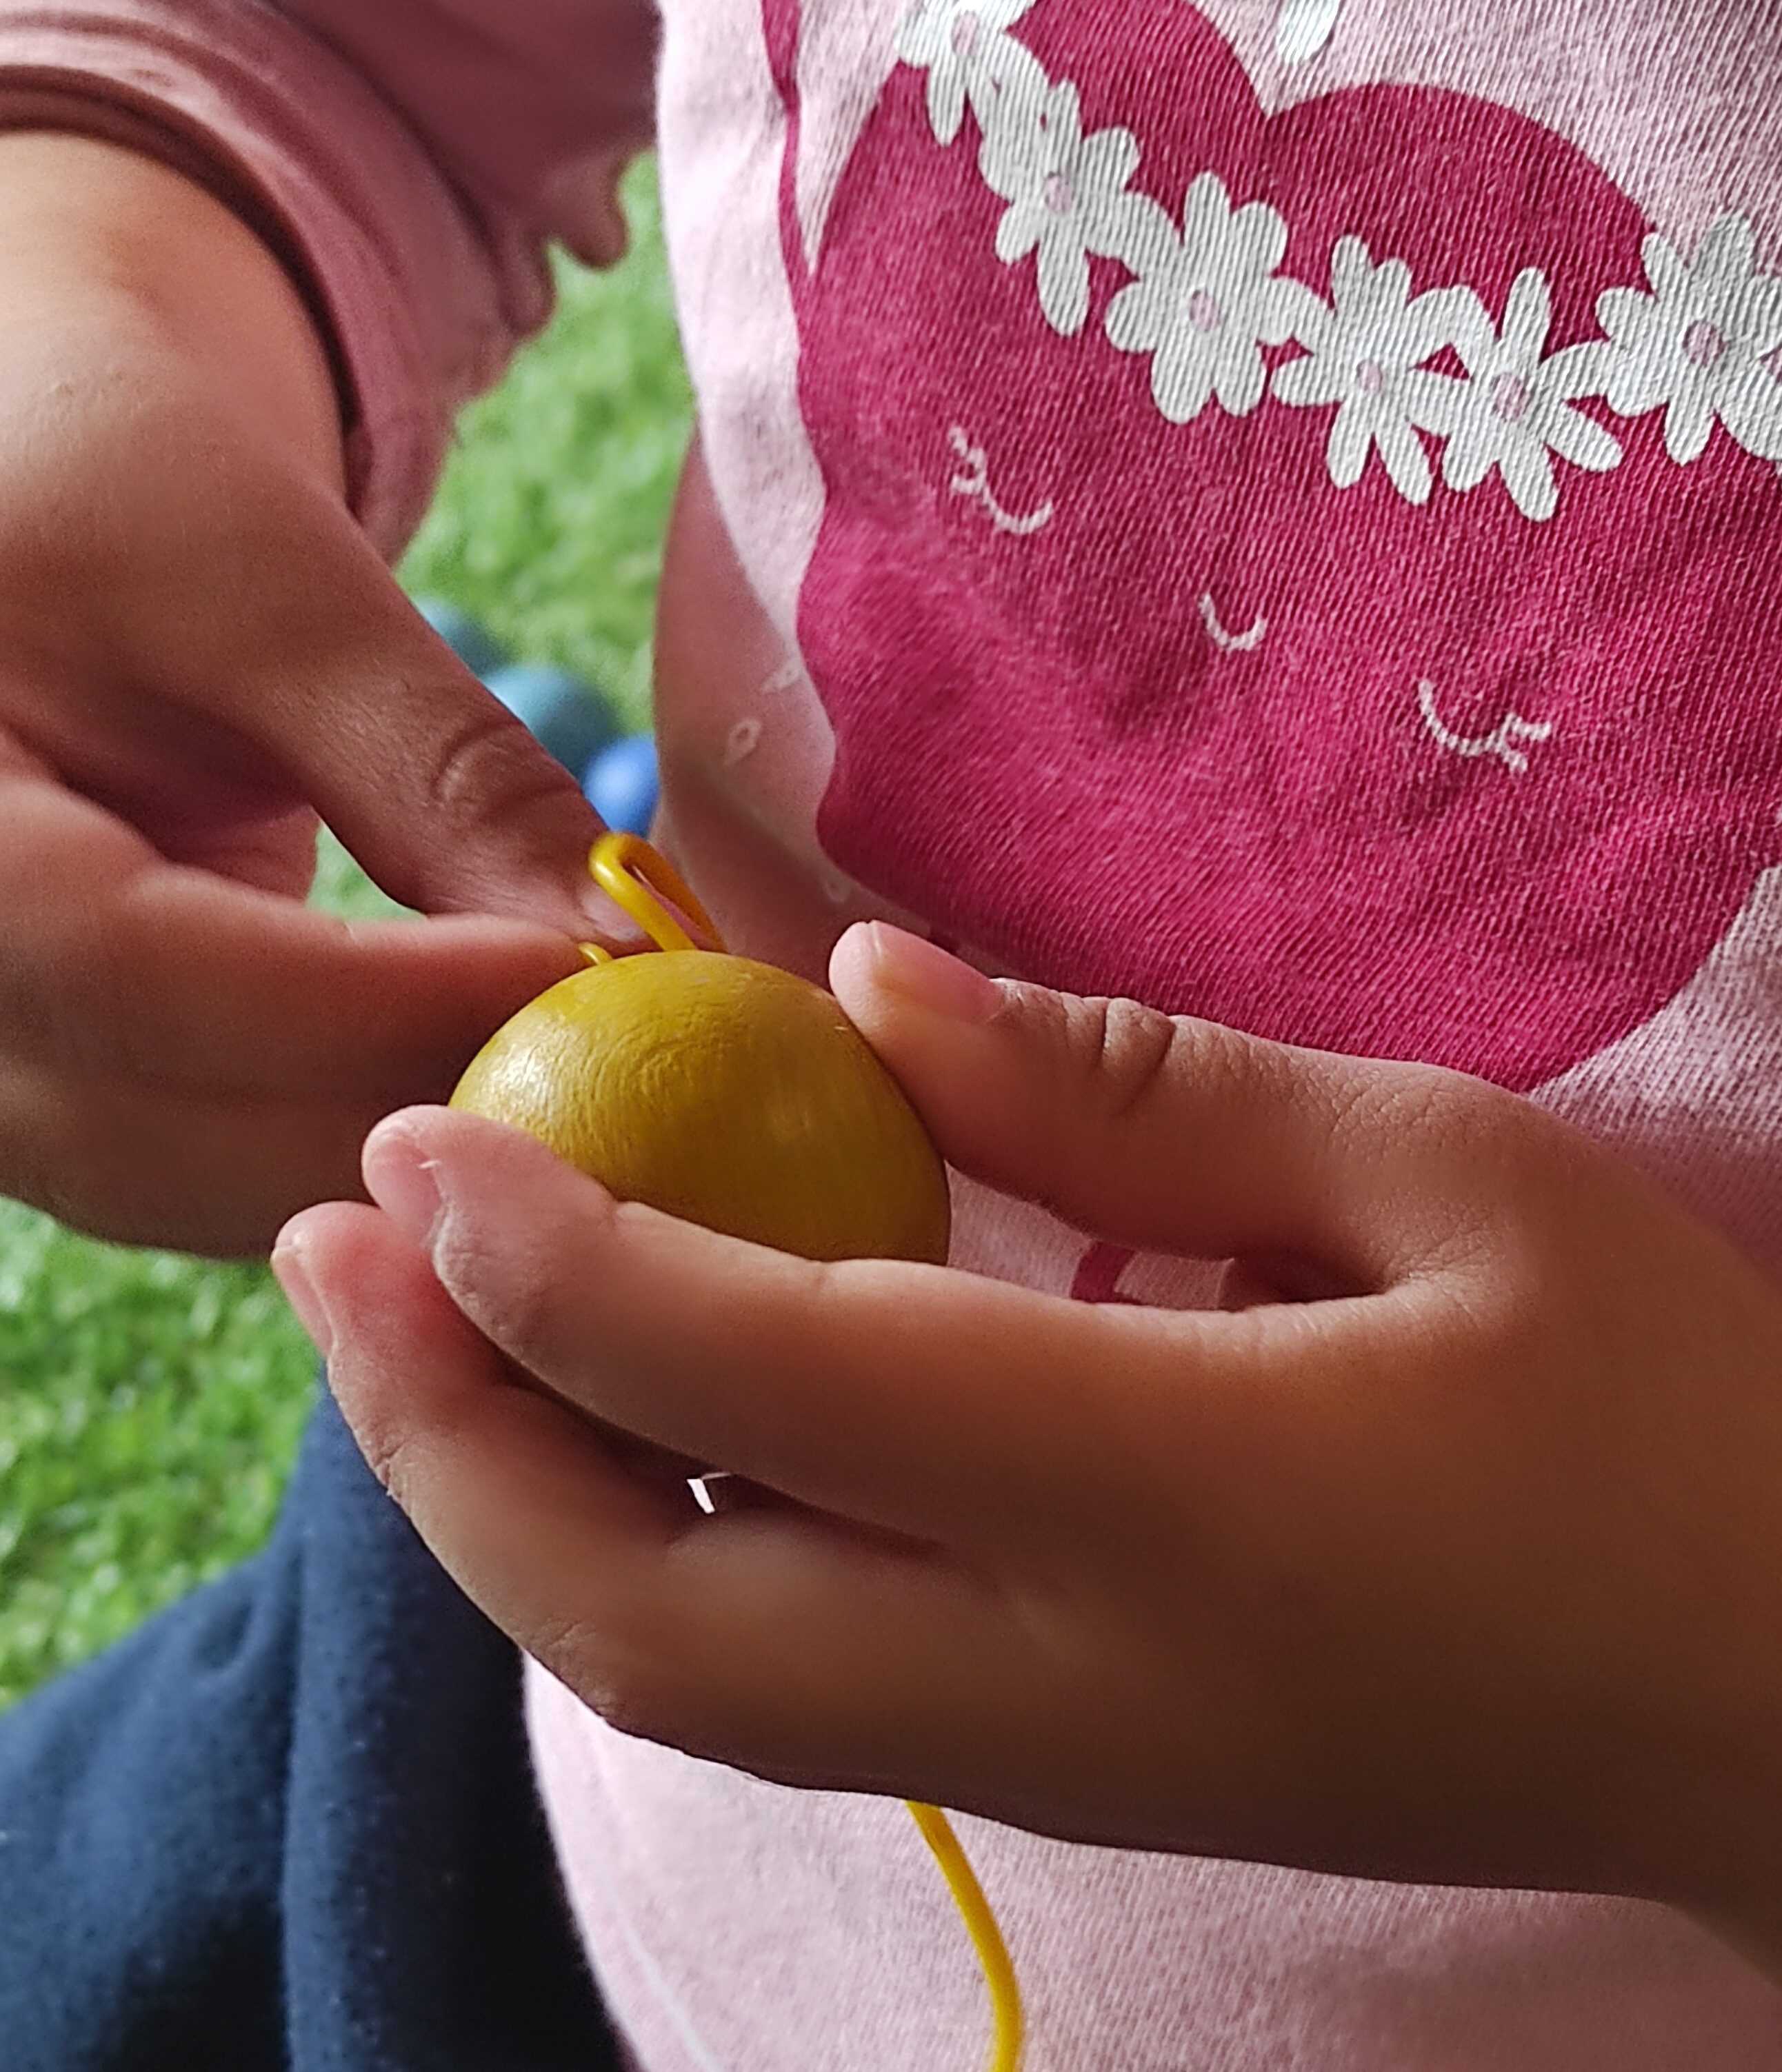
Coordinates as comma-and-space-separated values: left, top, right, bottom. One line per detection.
0, 128, 345, 494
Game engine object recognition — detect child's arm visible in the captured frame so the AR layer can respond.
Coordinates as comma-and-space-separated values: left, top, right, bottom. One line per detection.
283, 923, 1782, 1980
0, 3, 657, 1254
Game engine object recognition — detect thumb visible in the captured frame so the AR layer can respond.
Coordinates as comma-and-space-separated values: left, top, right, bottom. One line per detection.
830, 923, 1485, 1287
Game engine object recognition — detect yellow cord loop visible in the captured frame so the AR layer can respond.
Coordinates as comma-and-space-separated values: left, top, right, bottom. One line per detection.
579, 829, 723, 960
580, 833, 1026, 2072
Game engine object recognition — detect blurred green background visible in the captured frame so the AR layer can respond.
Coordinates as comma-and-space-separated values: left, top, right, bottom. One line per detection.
0, 161, 692, 1708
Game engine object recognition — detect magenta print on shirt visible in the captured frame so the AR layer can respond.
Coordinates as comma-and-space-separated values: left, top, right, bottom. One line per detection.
761, 0, 1782, 1090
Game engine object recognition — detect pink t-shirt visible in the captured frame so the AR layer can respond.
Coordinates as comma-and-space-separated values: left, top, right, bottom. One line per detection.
11, 1, 1782, 2064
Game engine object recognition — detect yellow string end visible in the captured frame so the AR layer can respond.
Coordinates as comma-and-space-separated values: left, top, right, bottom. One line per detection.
588, 829, 725, 953
907, 1800, 1025, 2072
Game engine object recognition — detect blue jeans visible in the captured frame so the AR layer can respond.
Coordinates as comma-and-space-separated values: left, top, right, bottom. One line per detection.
0, 1387, 616, 2071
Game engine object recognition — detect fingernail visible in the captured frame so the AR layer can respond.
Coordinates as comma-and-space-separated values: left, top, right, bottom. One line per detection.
272, 1235, 335, 1359
363, 1125, 445, 1245
578, 880, 651, 952
858, 922, 1003, 1023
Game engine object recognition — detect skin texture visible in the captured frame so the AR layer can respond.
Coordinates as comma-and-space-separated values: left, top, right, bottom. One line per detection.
17, 118, 1782, 1995
277, 920, 1782, 1980
0, 131, 617, 1254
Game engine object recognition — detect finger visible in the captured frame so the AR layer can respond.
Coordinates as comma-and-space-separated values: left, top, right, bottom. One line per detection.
0, 704, 325, 903
283, 1200, 1023, 1796
352, 1106, 1239, 1549
159, 480, 621, 941
0, 762, 580, 1099
6, 372, 623, 944
0, 1049, 431, 1254
831, 924, 1501, 1283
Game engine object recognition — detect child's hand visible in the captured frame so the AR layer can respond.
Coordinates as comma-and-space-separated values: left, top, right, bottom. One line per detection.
278, 922, 1782, 1969
0, 135, 606, 1253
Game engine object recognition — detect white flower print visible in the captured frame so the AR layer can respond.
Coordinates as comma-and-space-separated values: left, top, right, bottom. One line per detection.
1104, 173, 1321, 422
894, 0, 1043, 148
980, 77, 1150, 336
896, 11, 1782, 525
1440, 268, 1622, 521
1593, 212, 1782, 464
1272, 237, 1479, 504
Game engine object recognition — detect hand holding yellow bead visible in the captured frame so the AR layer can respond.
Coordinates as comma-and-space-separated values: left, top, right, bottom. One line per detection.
448, 832, 1016, 2071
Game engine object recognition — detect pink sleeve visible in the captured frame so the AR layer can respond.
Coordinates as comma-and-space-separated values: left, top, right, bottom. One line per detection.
0, 1, 659, 554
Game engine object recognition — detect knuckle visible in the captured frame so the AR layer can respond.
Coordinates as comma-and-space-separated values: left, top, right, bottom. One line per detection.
1059, 989, 1263, 1131
1332, 1057, 1512, 1185
528, 1612, 681, 1745
432, 1212, 568, 1368
1323, 1065, 1446, 1171
354, 1416, 421, 1511
1064, 992, 1180, 1120
417, 702, 572, 843
0, 363, 246, 626
519, 1609, 602, 1686
1326, 1060, 1536, 1274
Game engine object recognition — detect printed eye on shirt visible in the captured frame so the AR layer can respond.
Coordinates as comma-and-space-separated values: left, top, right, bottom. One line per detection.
748, 0, 1782, 1092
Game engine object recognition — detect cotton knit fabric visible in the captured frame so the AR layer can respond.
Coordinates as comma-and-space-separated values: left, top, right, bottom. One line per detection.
2, 1, 1782, 2066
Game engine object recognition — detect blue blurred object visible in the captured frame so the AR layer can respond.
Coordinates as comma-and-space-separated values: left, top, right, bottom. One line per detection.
411, 595, 508, 678
481, 662, 618, 776
583, 734, 658, 836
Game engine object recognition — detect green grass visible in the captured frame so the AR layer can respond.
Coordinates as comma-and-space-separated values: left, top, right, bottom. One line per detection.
0, 1225, 321, 1702
0, 159, 691, 1708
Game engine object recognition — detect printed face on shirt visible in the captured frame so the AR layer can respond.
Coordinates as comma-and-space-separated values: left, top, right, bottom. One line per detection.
756, 0, 1782, 1089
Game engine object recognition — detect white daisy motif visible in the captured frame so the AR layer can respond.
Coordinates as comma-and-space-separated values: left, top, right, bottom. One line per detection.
1440, 268, 1623, 520
1594, 213, 1782, 464
1104, 173, 1321, 422
1272, 237, 1479, 504
894, 0, 1043, 147
979, 77, 1150, 336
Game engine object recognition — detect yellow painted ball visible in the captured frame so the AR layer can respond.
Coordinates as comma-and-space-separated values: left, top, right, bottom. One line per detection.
450, 951, 951, 1266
